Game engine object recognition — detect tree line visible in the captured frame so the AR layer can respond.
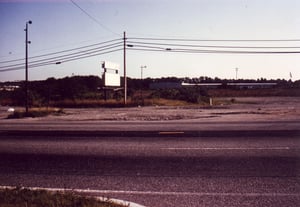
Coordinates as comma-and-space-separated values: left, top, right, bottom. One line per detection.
0, 75, 299, 107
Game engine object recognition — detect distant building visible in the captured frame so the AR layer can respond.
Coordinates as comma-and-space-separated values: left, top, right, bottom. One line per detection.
226, 82, 277, 89
150, 82, 277, 90
149, 82, 182, 89
0, 85, 20, 91
181, 82, 222, 89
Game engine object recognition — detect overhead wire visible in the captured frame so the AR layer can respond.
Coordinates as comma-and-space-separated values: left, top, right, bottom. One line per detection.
127, 47, 300, 54
0, 41, 123, 69
0, 48, 123, 72
1, 35, 300, 73
0, 38, 124, 72
127, 40, 300, 49
0, 38, 122, 64
70, 0, 121, 37
126, 38, 300, 54
128, 37, 300, 42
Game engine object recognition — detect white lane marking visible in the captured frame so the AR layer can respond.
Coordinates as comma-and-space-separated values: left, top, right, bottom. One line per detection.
162, 147, 291, 150
159, 131, 185, 135
1, 186, 298, 197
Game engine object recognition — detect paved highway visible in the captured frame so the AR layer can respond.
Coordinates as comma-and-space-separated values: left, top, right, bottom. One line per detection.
0, 121, 299, 207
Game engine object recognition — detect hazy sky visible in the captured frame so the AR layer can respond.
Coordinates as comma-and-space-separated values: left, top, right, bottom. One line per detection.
0, 0, 300, 82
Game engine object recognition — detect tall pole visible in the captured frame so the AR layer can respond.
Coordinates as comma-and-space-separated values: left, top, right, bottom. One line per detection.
25, 20, 32, 114
123, 31, 127, 105
140, 65, 146, 105
235, 67, 238, 80
141, 66, 147, 81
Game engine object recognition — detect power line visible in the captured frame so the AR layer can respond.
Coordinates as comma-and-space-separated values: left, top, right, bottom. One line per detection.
127, 47, 300, 54
0, 42, 123, 69
0, 45, 123, 72
0, 48, 123, 72
128, 37, 300, 42
127, 40, 300, 49
126, 37, 300, 54
0, 38, 122, 65
2, 36, 297, 67
70, 0, 120, 37
2, 34, 300, 73
0, 37, 124, 72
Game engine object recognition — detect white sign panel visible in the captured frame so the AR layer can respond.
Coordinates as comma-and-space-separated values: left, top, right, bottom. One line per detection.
103, 72, 120, 87
102, 61, 120, 70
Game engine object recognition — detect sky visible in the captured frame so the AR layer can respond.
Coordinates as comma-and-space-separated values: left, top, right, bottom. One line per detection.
0, 0, 300, 82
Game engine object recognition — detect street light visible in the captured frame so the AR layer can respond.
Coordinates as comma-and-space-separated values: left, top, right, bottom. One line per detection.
140, 65, 147, 105
25, 20, 32, 115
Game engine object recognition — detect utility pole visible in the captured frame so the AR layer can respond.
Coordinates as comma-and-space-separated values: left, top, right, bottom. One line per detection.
123, 31, 127, 105
235, 67, 238, 80
25, 20, 32, 115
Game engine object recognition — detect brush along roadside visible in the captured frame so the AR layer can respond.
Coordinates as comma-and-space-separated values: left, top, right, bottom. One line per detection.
0, 186, 132, 207
6, 107, 64, 119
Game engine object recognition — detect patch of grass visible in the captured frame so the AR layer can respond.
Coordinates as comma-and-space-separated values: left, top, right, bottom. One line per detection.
0, 187, 127, 207
212, 98, 259, 105
7, 107, 64, 119
50, 98, 195, 108
143, 98, 192, 106
51, 99, 138, 108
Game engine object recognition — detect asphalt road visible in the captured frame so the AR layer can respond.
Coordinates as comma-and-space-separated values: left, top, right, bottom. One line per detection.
0, 121, 299, 207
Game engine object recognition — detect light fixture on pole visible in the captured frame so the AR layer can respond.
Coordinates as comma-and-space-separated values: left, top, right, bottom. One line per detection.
25, 20, 32, 115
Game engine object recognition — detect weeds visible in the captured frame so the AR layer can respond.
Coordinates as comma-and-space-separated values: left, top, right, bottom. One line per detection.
7, 108, 64, 119
0, 187, 127, 207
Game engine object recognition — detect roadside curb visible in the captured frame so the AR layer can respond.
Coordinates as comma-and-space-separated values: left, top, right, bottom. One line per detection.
0, 186, 146, 207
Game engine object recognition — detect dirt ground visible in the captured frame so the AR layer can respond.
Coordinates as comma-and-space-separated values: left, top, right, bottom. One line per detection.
1, 97, 299, 122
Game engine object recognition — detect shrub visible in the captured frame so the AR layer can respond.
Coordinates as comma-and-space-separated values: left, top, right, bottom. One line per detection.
149, 87, 209, 103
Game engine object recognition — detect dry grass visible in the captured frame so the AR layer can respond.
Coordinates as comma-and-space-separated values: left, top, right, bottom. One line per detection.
143, 98, 193, 106
7, 107, 64, 119
0, 187, 127, 207
49, 98, 197, 108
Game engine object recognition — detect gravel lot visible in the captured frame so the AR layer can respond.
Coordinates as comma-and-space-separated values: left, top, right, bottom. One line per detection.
1, 97, 300, 122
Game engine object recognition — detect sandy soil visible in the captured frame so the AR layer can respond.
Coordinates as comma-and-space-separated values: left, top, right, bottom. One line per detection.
1, 97, 299, 122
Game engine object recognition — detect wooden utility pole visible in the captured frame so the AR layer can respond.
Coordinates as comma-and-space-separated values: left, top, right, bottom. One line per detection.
25, 20, 32, 115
